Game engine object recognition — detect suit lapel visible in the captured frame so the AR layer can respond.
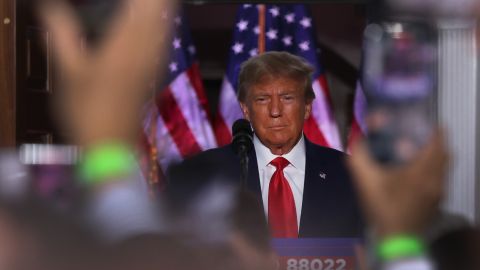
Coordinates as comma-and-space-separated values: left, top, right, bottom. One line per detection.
299, 139, 330, 237
246, 147, 262, 201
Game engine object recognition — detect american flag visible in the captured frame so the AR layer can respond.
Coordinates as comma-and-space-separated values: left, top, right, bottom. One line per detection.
214, 4, 343, 151
141, 13, 217, 190
346, 81, 367, 153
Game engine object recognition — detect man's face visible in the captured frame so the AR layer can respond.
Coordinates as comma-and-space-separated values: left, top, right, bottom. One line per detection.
240, 76, 312, 155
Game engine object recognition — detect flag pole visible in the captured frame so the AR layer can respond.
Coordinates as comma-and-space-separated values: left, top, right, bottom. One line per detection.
148, 102, 161, 197
258, 4, 266, 54
146, 79, 162, 197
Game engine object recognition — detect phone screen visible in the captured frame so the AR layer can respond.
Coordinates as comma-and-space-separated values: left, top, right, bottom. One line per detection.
19, 144, 80, 209
362, 21, 437, 164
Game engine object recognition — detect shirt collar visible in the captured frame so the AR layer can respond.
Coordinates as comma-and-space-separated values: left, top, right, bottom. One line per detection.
253, 134, 306, 171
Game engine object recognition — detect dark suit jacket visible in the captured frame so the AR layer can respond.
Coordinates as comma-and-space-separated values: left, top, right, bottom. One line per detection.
166, 137, 363, 238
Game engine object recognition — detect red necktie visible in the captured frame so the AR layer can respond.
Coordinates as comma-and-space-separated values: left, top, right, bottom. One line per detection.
268, 157, 298, 238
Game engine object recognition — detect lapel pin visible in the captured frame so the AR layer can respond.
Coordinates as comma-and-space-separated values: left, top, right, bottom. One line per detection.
319, 172, 326, 179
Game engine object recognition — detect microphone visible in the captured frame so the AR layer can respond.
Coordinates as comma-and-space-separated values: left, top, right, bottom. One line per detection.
232, 119, 253, 156
232, 119, 253, 189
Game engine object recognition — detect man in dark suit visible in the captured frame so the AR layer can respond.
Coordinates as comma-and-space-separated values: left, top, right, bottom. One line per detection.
167, 51, 362, 238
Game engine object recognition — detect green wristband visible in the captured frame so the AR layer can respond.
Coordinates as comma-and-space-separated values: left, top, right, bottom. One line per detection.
377, 235, 426, 261
79, 143, 135, 185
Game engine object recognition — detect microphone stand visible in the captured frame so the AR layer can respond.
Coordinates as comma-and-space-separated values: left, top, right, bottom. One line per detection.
232, 119, 253, 191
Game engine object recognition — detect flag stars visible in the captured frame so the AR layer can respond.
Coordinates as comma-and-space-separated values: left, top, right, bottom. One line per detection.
266, 28, 278, 40
169, 62, 178, 72
253, 25, 260, 35
243, 4, 252, 8
249, 48, 258, 57
173, 38, 182, 49
237, 20, 249, 32
232, 42, 244, 54
282, 36, 293, 46
299, 41, 310, 51
285, 13, 295, 23
300, 17, 312, 28
269, 6, 280, 17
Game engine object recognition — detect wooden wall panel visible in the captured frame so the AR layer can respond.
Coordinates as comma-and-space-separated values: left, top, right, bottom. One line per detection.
15, 0, 61, 145
0, 0, 16, 147
26, 27, 51, 93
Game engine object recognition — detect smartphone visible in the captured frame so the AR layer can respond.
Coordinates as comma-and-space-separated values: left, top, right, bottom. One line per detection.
19, 144, 80, 210
362, 20, 437, 164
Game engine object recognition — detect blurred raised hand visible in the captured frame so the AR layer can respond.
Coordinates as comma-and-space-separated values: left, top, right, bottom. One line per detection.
348, 132, 449, 238
40, 0, 176, 148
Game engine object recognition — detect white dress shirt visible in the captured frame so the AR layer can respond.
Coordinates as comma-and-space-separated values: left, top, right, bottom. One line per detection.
253, 134, 306, 228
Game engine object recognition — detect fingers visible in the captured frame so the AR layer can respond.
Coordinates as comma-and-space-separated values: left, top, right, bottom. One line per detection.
425, 130, 449, 171
416, 130, 445, 160
348, 131, 450, 238
104, 0, 175, 54
347, 140, 392, 220
38, 0, 83, 73
413, 129, 450, 200
129, 0, 176, 27
98, 0, 176, 90
411, 130, 449, 182
353, 244, 368, 270
348, 140, 383, 192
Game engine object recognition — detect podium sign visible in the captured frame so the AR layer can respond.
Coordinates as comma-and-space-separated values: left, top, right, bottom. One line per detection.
271, 238, 361, 270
